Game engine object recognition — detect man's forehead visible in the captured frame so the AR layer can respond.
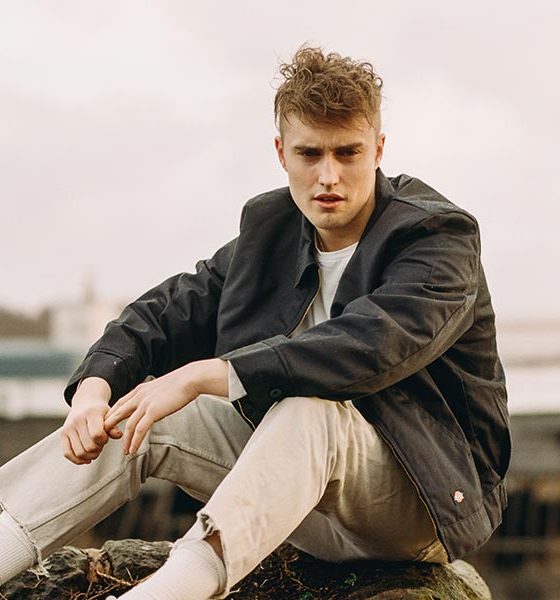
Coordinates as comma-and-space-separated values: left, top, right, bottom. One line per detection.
282, 115, 376, 147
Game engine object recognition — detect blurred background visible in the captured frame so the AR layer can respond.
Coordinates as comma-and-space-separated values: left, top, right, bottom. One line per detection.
1, 1, 559, 598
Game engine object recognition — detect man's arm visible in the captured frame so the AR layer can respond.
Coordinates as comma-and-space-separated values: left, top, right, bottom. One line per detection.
60, 238, 235, 463
103, 358, 228, 455
64, 238, 236, 408
62, 359, 229, 462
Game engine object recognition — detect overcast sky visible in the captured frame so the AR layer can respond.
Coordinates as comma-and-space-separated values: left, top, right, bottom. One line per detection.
1, 0, 558, 321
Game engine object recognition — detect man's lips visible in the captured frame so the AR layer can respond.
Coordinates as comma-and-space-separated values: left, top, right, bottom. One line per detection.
313, 194, 344, 208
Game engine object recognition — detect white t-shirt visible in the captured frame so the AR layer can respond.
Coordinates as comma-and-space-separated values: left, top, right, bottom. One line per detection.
290, 240, 358, 337
228, 237, 359, 400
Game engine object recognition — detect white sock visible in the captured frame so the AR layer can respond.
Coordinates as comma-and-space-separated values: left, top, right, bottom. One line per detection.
114, 539, 226, 600
0, 510, 37, 585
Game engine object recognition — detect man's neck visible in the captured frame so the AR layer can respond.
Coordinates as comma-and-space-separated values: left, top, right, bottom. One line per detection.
315, 232, 360, 252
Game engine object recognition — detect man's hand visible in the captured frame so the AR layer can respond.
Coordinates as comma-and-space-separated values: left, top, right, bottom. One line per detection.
61, 377, 122, 465
104, 358, 229, 455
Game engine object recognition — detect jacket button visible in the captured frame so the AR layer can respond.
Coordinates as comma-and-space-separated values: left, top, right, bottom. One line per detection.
269, 388, 283, 399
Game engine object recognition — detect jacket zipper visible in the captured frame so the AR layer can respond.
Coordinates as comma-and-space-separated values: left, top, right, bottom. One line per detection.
235, 398, 258, 431
374, 422, 447, 559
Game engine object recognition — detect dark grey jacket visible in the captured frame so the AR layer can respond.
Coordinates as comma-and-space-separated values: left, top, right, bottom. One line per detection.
65, 170, 510, 561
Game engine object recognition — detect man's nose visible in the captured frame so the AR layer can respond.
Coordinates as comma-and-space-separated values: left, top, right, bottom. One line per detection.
318, 156, 340, 187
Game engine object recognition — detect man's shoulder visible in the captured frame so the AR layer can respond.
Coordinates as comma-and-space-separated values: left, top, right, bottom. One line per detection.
243, 186, 293, 210
387, 173, 476, 222
240, 186, 298, 227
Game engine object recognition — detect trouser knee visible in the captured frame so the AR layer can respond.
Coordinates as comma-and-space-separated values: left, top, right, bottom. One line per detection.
263, 395, 347, 437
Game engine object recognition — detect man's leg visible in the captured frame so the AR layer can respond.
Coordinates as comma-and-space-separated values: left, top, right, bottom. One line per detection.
0, 395, 252, 586
2, 394, 444, 598
285, 400, 447, 565
121, 396, 444, 600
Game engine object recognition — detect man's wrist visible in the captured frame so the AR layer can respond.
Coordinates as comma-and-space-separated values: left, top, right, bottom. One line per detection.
72, 377, 112, 405
187, 359, 229, 398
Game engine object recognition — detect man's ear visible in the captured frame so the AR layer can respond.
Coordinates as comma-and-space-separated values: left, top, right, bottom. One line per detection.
375, 133, 386, 168
275, 136, 287, 171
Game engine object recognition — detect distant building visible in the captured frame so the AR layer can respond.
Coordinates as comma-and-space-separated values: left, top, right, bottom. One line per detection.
48, 278, 124, 351
0, 340, 82, 418
0, 280, 123, 418
0, 307, 49, 338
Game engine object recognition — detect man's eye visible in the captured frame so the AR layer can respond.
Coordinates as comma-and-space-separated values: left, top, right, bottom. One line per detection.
337, 148, 359, 157
299, 149, 321, 157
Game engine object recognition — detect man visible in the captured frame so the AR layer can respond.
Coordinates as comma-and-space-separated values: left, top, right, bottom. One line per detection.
0, 47, 509, 600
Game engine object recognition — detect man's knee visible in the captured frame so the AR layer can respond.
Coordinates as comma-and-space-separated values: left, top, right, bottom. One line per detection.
269, 395, 344, 424
257, 396, 349, 450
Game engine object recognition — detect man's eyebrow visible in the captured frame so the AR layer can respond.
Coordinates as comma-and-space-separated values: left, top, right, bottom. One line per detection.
336, 142, 365, 151
293, 144, 319, 152
293, 142, 365, 151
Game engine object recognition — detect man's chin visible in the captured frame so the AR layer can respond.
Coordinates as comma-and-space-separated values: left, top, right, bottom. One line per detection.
311, 216, 347, 231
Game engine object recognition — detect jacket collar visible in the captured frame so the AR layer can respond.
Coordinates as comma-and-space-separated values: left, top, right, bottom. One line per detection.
293, 169, 395, 287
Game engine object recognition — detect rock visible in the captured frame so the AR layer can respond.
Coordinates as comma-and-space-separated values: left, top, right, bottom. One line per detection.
102, 539, 173, 581
447, 560, 492, 599
0, 539, 491, 599
0, 546, 92, 600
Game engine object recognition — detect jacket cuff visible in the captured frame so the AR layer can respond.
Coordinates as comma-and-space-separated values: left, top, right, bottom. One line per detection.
227, 362, 246, 402
64, 351, 132, 406
221, 337, 298, 427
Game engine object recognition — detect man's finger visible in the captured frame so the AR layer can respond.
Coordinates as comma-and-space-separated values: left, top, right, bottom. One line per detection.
122, 406, 147, 454
105, 400, 136, 430
128, 413, 154, 455
105, 389, 134, 419
107, 427, 123, 439
67, 431, 93, 464
86, 413, 109, 446
77, 421, 102, 455
104, 408, 131, 431
62, 433, 82, 464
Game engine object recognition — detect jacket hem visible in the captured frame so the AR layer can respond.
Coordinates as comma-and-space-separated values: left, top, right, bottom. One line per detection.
439, 479, 506, 561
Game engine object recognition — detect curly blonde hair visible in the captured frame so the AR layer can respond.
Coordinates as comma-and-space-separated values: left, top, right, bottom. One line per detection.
274, 46, 383, 134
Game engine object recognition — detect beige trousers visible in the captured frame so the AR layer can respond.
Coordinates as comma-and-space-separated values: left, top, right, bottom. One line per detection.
0, 395, 446, 597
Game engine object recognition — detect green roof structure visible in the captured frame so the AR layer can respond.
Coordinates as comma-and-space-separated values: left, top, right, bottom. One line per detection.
0, 341, 82, 379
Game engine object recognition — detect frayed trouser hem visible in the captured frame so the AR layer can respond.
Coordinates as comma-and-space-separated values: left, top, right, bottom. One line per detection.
174, 510, 232, 599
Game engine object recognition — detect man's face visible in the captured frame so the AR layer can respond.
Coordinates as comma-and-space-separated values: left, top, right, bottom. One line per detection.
275, 115, 385, 252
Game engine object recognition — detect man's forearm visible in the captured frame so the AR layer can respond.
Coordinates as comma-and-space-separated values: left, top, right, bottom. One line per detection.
102, 358, 229, 455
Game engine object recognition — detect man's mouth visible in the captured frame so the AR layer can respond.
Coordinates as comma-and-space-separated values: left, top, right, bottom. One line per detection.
313, 194, 344, 208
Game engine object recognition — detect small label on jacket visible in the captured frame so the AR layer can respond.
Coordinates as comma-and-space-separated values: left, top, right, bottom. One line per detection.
453, 490, 465, 504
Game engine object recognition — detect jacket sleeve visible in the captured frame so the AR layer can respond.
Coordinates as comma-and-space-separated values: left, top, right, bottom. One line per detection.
64, 237, 236, 405
223, 210, 480, 424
